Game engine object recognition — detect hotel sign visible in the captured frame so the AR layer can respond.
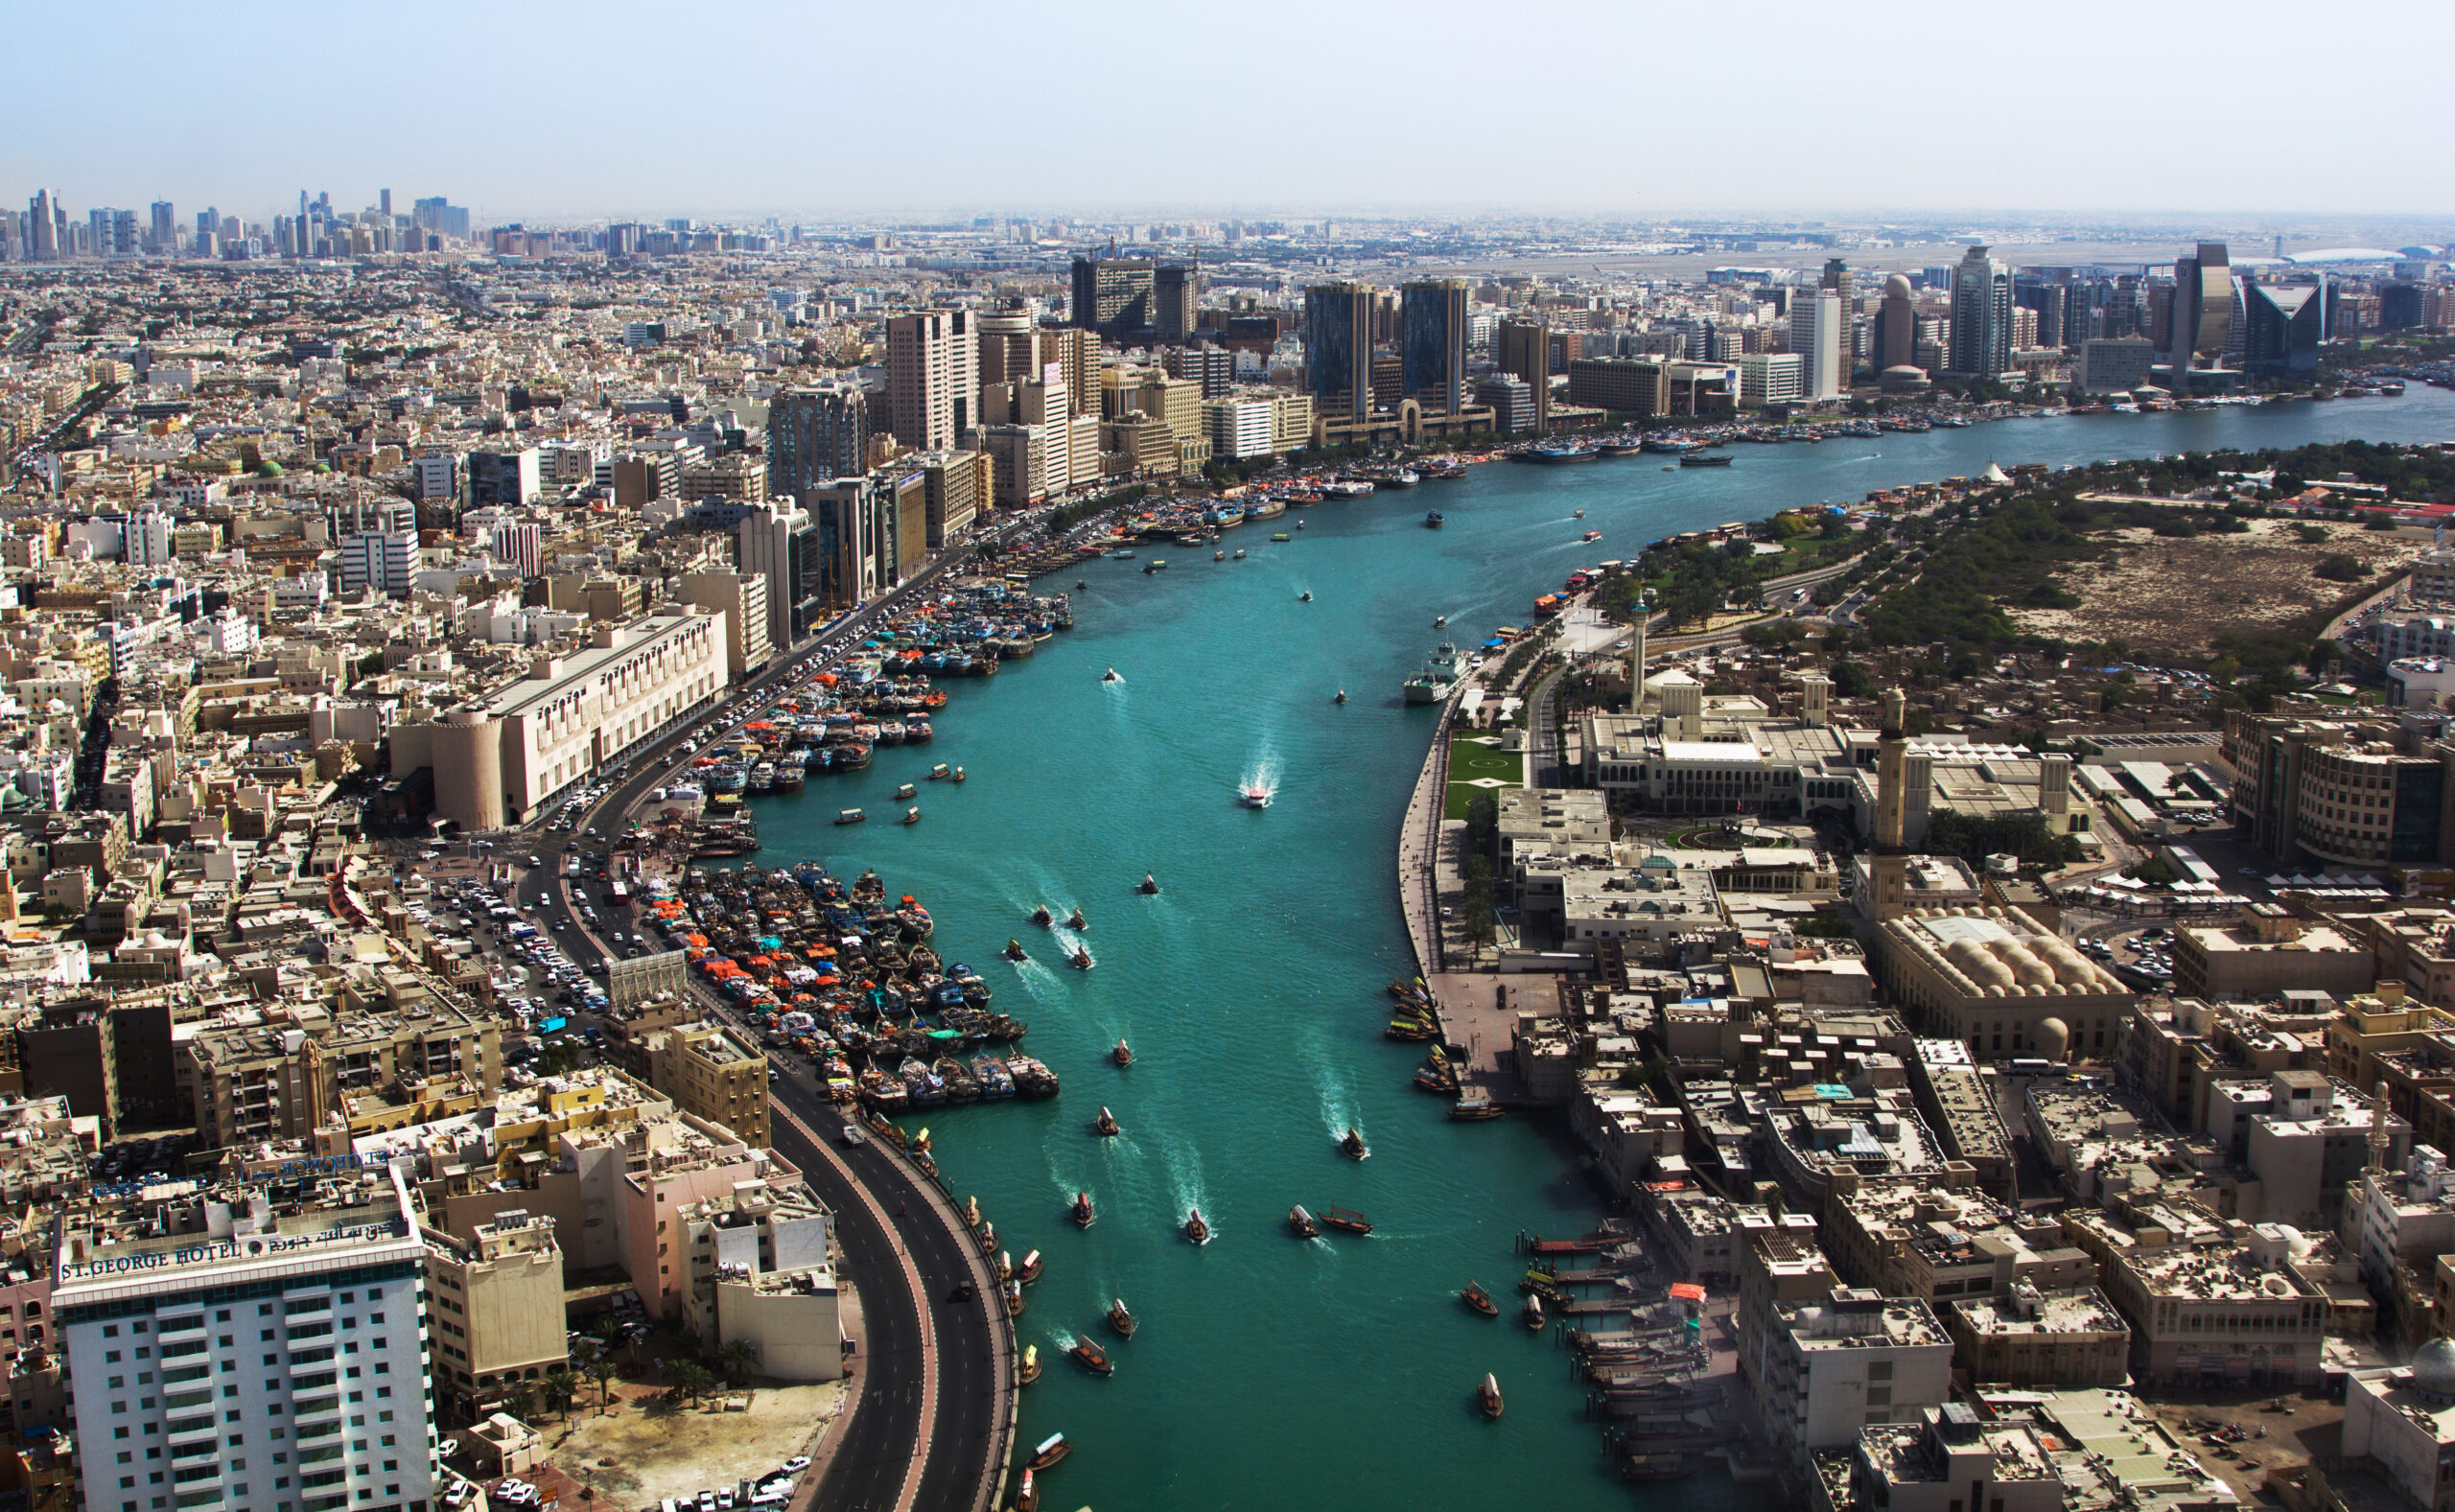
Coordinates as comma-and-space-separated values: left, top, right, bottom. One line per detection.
61, 1221, 401, 1281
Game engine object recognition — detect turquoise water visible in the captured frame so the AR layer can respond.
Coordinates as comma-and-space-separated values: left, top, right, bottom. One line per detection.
752, 389, 2455, 1511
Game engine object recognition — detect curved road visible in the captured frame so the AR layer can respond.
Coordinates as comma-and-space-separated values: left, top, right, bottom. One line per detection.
493, 521, 1042, 1512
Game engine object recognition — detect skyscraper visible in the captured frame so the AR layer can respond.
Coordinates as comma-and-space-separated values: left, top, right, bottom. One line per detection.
1494, 319, 1554, 432
1946, 245, 2012, 378
1154, 261, 1199, 344
1870, 273, 1919, 373
27, 190, 58, 260
1400, 279, 1469, 414
1071, 250, 1155, 339
768, 384, 871, 498
2169, 242, 2234, 388
2242, 283, 2324, 378
1789, 289, 1843, 400
738, 499, 819, 647
1304, 283, 1374, 417
148, 200, 175, 251
886, 310, 976, 453
1820, 259, 1855, 381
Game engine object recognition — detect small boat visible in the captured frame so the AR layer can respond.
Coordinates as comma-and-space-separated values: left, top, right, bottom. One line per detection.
914, 1128, 934, 1154
1434, 614, 1447, 627
1339, 1128, 1368, 1160
1581, 530, 1602, 542
1069, 1191, 1095, 1228
894, 782, 918, 800
1017, 1468, 1039, 1512
1068, 1339, 1113, 1376
1289, 1205, 1320, 1239
1238, 785, 1271, 809
963, 1195, 982, 1228
1107, 1298, 1136, 1338
1424, 511, 1444, 528
1137, 873, 1158, 895
1270, 532, 1291, 542
1479, 1373, 1504, 1420
995, 1247, 1010, 1281
1522, 1292, 1545, 1331
1004, 1279, 1025, 1316
1066, 907, 1087, 930
1298, 591, 1312, 602
1184, 1207, 1210, 1245
1026, 1432, 1071, 1471
1004, 939, 1028, 963
1679, 453, 1733, 467
1232, 548, 1246, 559
1573, 509, 1585, 519
1333, 690, 1347, 704
1462, 1281, 1498, 1316
1018, 1249, 1043, 1284
1030, 905, 1053, 928
900, 806, 921, 825
926, 762, 951, 780
1450, 1090, 1504, 1121
951, 767, 966, 783
1102, 667, 1121, 682
1018, 1343, 1041, 1385
834, 808, 865, 825
1093, 1106, 1119, 1137
1111, 1038, 1134, 1066
1321, 1206, 1372, 1236
1214, 550, 1226, 561
976, 1220, 995, 1251
1068, 947, 1093, 970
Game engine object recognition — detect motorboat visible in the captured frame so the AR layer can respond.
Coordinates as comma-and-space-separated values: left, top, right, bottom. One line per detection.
1232, 548, 1246, 559
1018, 1344, 1041, 1385
1334, 689, 1347, 704
914, 1128, 934, 1154
900, 806, 921, 825
1017, 1468, 1039, 1512
1004, 939, 1028, 963
1030, 905, 1053, 928
1479, 1373, 1505, 1419
963, 1196, 981, 1228
1111, 1039, 1134, 1067
1068, 946, 1093, 970
1298, 591, 1312, 602
1289, 1204, 1321, 1239
1069, 1192, 1095, 1228
1004, 1279, 1025, 1316
952, 767, 966, 783
1068, 1339, 1113, 1376
1424, 511, 1444, 528
834, 808, 865, 825
1582, 529, 1603, 542
1522, 1292, 1546, 1331
1066, 907, 1087, 930
894, 782, 918, 801
926, 762, 952, 780
1107, 1298, 1136, 1338
1238, 785, 1272, 809
1018, 1249, 1042, 1284
1462, 1281, 1499, 1316
1434, 615, 1447, 627
995, 1247, 1009, 1281
1321, 1206, 1372, 1236
1102, 667, 1121, 682
1184, 1207, 1210, 1245
1573, 509, 1585, 519
1137, 873, 1159, 895
1214, 549, 1226, 561
1094, 1106, 1120, 1137
1339, 1128, 1369, 1160
1026, 1432, 1071, 1471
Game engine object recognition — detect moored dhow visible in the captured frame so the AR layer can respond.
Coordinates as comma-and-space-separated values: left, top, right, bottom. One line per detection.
1321, 1205, 1372, 1236
1026, 1432, 1071, 1471
1018, 1343, 1041, 1384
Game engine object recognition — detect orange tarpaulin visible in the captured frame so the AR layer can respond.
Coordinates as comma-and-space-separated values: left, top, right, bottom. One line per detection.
1669, 1283, 1707, 1302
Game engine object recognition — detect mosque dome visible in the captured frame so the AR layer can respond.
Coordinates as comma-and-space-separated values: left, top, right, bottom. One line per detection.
2413, 1338, 2455, 1401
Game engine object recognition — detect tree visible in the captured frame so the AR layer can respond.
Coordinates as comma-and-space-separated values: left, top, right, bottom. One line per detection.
543, 1364, 578, 1421
585, 1353, 620, 1415
2316, 554, 2371, 582
718, 1338, 760, 1382
502, 1379, 537, 1422
666, 1358, 714, 1405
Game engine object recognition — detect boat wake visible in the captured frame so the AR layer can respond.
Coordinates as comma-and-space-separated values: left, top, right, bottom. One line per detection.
1238, 753, 1281, 805
1162, 1140, 1209, 1226
1048, 1328, 1078, 1350
1319, 1080, 1357, 1144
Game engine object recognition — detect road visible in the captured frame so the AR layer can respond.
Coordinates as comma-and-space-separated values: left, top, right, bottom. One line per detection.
486, 518, 1042, 1512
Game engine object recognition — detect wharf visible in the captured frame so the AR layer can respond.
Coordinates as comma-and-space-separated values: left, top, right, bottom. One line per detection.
1424, 971, 1560, 1104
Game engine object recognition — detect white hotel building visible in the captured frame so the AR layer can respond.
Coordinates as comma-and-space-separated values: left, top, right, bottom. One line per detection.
55, 1162, 436, 1512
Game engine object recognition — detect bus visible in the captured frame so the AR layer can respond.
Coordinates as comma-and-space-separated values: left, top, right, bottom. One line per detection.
608, 879, 631, 907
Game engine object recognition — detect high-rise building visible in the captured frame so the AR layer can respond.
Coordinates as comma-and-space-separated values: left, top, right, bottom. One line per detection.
1946, 245, 2013, 378
490, 522, 544, 577
2243, 283, 2325, 379
975, 308, 1038, 385
737, 500, 819, 648
1494, 319, 1554, 432
147, 200, 174, 251
1819, 259, 1855, 378
1304, 283, 1374, 418
1870, 273, 1919, 373
126, 501, 175, 567
340, 528, 418, 596
1789, 290, 1843, 400
1400, 279, 1469, 414
2169, 242, 2234, 387
1154, 261, 1199, 343
767, 384, 870, 498
886, 310, 975, 453
1034, 327, 1100, 418
467, 447, 541, 507
1070, 250, 1155, 339
55, 1163, 440, 1512
28, 190, 58, 259
1164, 344, 1233, 399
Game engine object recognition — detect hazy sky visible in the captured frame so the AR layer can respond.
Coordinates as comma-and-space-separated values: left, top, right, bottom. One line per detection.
12, 0, 2454, 225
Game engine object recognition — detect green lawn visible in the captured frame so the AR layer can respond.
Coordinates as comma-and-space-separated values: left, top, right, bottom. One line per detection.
1445, 734, 1523, 819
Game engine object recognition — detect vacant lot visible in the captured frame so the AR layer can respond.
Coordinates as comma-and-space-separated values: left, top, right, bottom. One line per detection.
520, 1374, 845, 1510
2008, 520, 2410, 657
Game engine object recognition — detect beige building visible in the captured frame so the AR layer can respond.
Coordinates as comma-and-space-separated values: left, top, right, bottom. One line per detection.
424, 1209, 568, 1420
886, 310, 977, 452
682, 1182, 842, 1382
677, 570, 772, 680
1876, 908, 2135, 1061
1946, 1283, 2131, 1387
2343, 1348, 2455, 1512
182, 993, 500, 1147
646, 1020, 770, 1148
2064, 1214, 2329, 1387
2172, 904, 2373, 1001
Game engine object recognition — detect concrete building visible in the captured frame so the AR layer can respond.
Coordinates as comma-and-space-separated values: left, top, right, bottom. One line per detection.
737, 500, 816, 653
423, 1209, 566, 1423
2342, 1345, 2455, 1512
1791, 289, 1844, 400
681, 1182, 841, 1382
1945, 1284, 2132, 1387
2246, 1076, 2410, 1227
182, 997, 501, 1148
1739, 353, 1807, 407
645, 1020, 769, 1148
467, 448, 541, 508
54, 1163, 438, 1512
2171, 904, 2373, 1001
766, 383, 868, 500
1948, 246, 2013, 378
2077, 337, 2158, 394
339, 529, 417, 598
2070, 1218, 2331, 1387
677, 569, 772, 680
885, 310, 975, 453
1494, 319, 1554, 431
1877, 907, 2134, 1062
1756, 1291, 1954, 1473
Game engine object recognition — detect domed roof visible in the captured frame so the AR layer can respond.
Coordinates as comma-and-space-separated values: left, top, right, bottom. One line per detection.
1882, 364, 1929, 379
2414, 1338, 2455, 1399
1884, 273, 1913, 299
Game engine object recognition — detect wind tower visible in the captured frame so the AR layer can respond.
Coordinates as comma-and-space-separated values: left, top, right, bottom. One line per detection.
1871, 686, 1913, 921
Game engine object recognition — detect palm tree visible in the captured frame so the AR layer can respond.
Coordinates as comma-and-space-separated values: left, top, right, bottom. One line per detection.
502, 1379, 537, 1423
666, 1358, 713, 1405
584, 1353, 619, 1415
543, 1364, 578, 1421
717, 1338, 759, 1383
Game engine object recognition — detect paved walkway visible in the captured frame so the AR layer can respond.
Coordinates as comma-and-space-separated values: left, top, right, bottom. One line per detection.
1427, 970, 1562, 1095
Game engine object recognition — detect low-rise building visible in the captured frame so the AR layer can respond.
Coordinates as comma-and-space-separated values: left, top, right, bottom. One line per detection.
1756, 1291, 1953, 1474
1946, 1283, 2132, 1387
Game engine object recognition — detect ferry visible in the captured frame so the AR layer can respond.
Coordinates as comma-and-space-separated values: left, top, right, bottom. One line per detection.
1479, 1373, 1505, 1419
1522, 1292, 1546, 1331
1581, 529, 1602, 542
1017, 1469, 1039, 1512
1111, 1038, 1134, 1066
1107, 1298, 1136, 1338
1183, 1207, 1211, 1245
894, 782, 918, 801
1462, 1281, 1499, 1316
1451, 1089, 1504, 1121
1402, 642, 1466, 705
834, 808, 866, 826
1321, 1205, 1373, 1236
1289, 1204, 1321, 1239
1026, 1432, 1072, 1471
1238, 784, 1272, 809
1069, 1192, 1095, 1228
1068, 1339, 1113, 1376
1018, 1344, 1041, 1385
1339, 1128, 1369, 1159
1017, 1248, 1042, 1283
1093, 1105, 1120, 1137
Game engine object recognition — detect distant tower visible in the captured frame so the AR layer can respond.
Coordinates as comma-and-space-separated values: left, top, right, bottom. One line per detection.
1871, 687, 1913, 921
2372, 1078, 2395, 1175
1626, 592, 1648, 713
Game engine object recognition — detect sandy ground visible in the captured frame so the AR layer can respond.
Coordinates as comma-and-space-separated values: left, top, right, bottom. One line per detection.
523, 1376, 846, 1510
2008, 519, 2413, 656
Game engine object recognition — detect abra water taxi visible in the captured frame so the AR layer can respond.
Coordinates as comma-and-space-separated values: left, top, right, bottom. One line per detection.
1183, 1207, 1210, 1245
1270, 531, 1291, 542
1101, 667, 1121, 682
1018, 1343, 1041, 1384
1480, 1373, 1505, 1419
1015, 1249, 1042, 1285
1068, 1339, 1113, 1376
1067, 946, 1092, 970
894, 782, 918, 800
1107, 1298, 1136, 1338
1017, 1468, 1039, 1512
1233, 547, 1247, 558
1462, 1281, 1498, 1316
1068, 1192, 1095, 1228
1111, 1038, 1134, 1066
1026, 1432, 1071, 1471
1334, 689, 1347, 704
1289, 1204, 1321, 1239
1339, 1128, 1369, 1159
1321, 1205, 1372, 1236
1137, 873, 1159, 895
927, 762, 952, 779
833, 808, 866, 826
1093, 1106, 1119, 1137
1030, 905, 1053, 927
1066, 907, 1087, 930
1522, 1292, 1546, 1331
1004, 1279, 1025, 1316
1004, 939, 1028, 963
900, 806, 921, 825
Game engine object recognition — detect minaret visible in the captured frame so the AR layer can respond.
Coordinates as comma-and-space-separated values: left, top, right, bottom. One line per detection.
2371, 1078, 2395, 1175
1871, 686, 1912, 921
1626, 591, 1648, 714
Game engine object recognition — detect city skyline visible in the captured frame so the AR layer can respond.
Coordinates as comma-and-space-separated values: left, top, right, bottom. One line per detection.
12, 0, 2455, 221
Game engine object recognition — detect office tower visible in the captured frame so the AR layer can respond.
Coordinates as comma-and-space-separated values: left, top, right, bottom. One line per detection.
738, 500, 818, 647
1820, 259, 1855, 378
1035, 328, 1099, 418
27, 191, 57, 259
1164, 344, 1233, 399
768, 384, 870, 498
975, 307, 1038, 385
2382, 283, 2427, 332
2243, 283, 2324, 378
1946, 245, 2012, 377
467, 447, 541, 506
339, 528, 419, 596
491, 522, 544, 577
56, 1165, 439, 1512
148, 200, 174, 251
1071, 250, 1155, 339
886, 310, 976, 452
2169, 242, 2234, 386
1305, 283, 1374, 417
1870, 274, 1918, 372
1789, 290, 1843, 400
1155, 261, 1198, 343
1494, 319, 1554, 431
1020, 362, 1076, 494
1400, 279, 1469, 414
380, 187, 391, 216
1871, 688, 1912, 920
